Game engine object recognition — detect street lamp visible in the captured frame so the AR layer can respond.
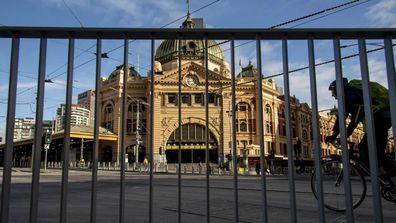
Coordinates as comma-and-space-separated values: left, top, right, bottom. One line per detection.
108, 86, 149, 169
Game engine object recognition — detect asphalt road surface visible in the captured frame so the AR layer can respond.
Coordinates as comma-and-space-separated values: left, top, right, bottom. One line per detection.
0, 169, 395, 223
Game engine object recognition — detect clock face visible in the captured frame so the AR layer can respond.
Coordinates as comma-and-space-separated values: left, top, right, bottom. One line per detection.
186, 75, 198, 87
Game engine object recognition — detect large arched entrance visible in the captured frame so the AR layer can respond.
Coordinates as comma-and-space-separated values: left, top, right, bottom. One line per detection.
165, 123, 218, 163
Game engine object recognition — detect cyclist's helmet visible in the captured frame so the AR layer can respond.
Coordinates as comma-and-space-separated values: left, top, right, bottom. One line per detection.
329, 78, 348, 91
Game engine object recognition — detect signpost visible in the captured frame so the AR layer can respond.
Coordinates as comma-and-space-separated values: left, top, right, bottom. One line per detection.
43, 132, 52, 172
44, 143, 49, 171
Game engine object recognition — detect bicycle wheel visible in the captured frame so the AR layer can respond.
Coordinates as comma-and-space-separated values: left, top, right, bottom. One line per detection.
311, 160, 367, 212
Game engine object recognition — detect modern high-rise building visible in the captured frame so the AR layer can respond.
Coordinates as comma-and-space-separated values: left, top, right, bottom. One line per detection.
14, 118, 35, 141
13, 118, 54, 141
55, 104, 90, 132
78, 89, 96, 125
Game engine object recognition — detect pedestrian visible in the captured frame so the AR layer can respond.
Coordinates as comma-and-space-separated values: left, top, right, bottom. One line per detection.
294, 137, 301, 159
256, 162, 260, 175
143, 157, 149, 171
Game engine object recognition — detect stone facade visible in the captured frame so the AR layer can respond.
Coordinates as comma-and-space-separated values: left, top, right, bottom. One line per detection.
97, 17, 391, 166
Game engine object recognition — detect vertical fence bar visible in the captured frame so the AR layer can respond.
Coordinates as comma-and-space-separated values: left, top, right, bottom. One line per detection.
30, 35, 47, 223
358, 37, 383, 222
0, 34, 20, 223
282, 37, 297, 223
256, 37, 268, 223
177, 37, 182, 223
384, 36, 396, 159
204, 36, 210, 223
149, 37, 155, 223
230, 38, 239, 223
119, 37, 128, 223
60, 36, 75, 223
90, 36, 102, 223
307, 37, 326, 223
333, 36, 354, 223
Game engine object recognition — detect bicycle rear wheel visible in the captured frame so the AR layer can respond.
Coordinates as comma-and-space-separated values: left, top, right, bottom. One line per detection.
311, 160, 367, 212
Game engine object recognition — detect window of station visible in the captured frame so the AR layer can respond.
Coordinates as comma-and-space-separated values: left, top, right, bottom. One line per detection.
302, 129, 308, 140
194, 94, 203, 104
105, 104, 113, 114
168, 94, 177, 104
239, 120, 247, 132
165, 93, 220, 106
168, 123, 216, 143
181, 94, 190, 105
141, 119, 147, 134
127, 119, 132, 134
208, 93, 216, 104
239, 104, 246, 111
266, 121, 272, 134
265, 105, 272, 115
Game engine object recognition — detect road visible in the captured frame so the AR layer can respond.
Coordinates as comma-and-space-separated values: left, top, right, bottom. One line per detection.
0, 169, 395, 222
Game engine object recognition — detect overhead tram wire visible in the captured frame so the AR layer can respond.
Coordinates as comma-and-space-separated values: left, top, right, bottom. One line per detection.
0, 1, 222, 118
61, 0, 85, 28
200, 0, 372, 53
289, 0, 372, 28
139, 0, 370, 69
0, 57, 94, 103
105, 0, 221, 55
46, 43, 96, 79
270, 0, 368, 29
211, 43, 396, 92
2, 0, 369, 94
43, 0, 221, 83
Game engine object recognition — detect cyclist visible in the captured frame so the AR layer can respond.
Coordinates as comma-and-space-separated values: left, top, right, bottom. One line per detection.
325, 78, 396, 188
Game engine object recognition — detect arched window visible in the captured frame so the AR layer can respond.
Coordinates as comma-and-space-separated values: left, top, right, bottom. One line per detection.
237, 102, 251, 112
105, 104, 113, 114
266, 121, 272, 134
265, 104, 272, 115
278, 107, 285, 118
168, 123, 216, 143
103, 103, 113, 131
303, 129, 308, 140
240, 121, 247, 132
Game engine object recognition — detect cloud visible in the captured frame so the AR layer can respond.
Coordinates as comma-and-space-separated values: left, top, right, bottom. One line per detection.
350, 58, 389, 87
261, 58, 336, 111
366, 0, 396, 27
40, 0, 186, 27
40, 0, 91, 7
99, 0, 185, 27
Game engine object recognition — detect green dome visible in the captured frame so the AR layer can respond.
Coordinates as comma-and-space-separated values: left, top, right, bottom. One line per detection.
155, 39, 224, 65
108, 64, 140, 79
155, 15, 224, 65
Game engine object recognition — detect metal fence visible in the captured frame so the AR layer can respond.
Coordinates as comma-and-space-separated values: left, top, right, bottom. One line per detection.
0, 27, 395, 223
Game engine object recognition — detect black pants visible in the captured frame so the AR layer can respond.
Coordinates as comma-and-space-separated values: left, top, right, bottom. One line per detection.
358, 110, 395, 177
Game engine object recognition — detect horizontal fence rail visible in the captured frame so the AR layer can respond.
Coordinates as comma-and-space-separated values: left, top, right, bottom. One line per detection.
0, 27, 396, 39
0, 27, 395, 223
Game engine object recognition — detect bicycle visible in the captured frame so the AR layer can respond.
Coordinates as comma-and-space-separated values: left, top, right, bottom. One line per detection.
310, 140, 396, 212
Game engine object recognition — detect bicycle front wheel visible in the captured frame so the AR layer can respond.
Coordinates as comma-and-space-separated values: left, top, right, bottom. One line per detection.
311, 160, 367, 212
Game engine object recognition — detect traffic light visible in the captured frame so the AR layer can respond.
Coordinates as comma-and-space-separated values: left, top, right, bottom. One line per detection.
44, 132, 52, 144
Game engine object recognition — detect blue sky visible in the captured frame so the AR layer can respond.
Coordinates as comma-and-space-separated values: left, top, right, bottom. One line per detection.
0, 0, 395, 139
